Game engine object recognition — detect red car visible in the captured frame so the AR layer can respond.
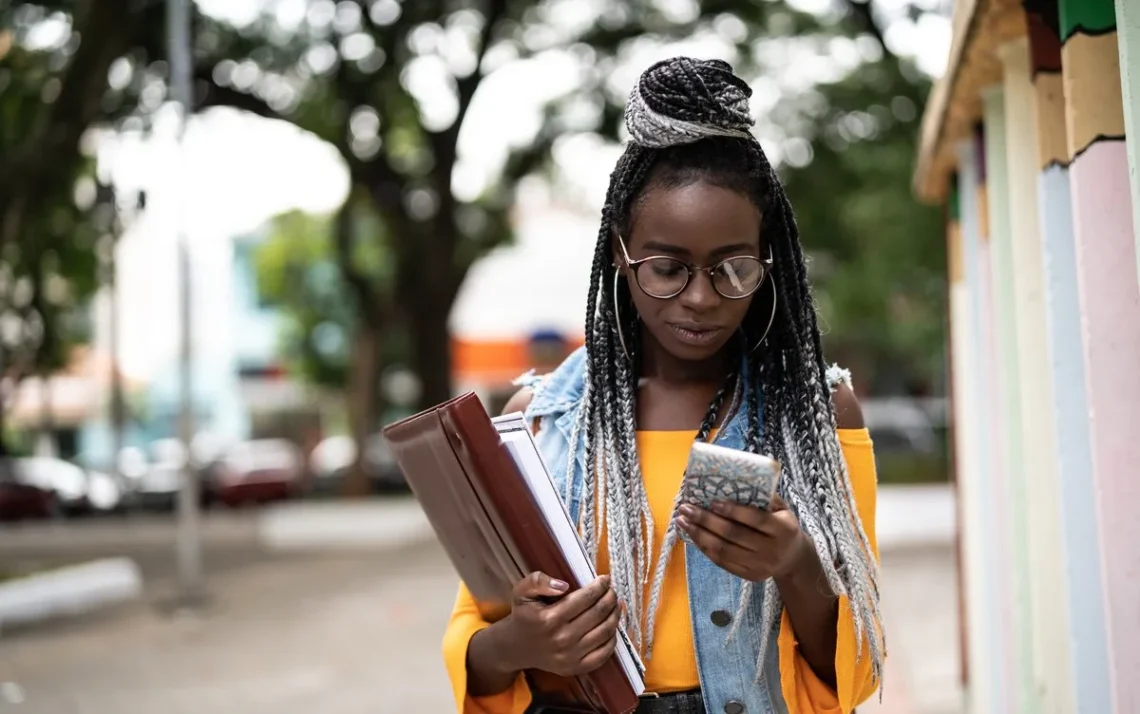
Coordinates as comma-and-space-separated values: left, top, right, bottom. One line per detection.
0, 463, 59, 521
213, 439, 303, 507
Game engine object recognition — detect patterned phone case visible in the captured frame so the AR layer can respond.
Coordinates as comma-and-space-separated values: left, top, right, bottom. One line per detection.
678, 442, 781, 542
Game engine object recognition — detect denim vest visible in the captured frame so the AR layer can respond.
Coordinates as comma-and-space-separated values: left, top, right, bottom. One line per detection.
517, 346, 790, 714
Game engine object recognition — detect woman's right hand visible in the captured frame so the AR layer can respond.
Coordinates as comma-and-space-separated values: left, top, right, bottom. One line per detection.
495, 571, 622, 677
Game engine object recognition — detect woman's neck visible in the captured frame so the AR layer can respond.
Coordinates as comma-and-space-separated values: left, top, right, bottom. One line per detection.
638, 332, 736, 385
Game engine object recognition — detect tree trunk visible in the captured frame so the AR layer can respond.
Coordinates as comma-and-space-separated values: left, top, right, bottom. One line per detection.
407, 293, 453, 411
343, 322, 382, 497
109, 248, 126, 479
0, 393, 9, 459
37, 373, 56, 458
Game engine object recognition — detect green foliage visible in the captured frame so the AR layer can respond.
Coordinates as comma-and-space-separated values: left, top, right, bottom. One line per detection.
254, 210, 356, 389
0, 36, 107, 391
1, 0, 950, 410
778, 55, 946, 395
254, 203, 410, 389
223, 0, 947, 400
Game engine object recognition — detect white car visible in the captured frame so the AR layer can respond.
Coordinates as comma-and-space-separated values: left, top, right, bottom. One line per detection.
13, 457, 123, 515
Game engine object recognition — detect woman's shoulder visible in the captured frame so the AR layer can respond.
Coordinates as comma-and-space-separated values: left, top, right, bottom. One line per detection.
509, 345, 589, 417
501, 387, 535, 417
825, 363, 864, 431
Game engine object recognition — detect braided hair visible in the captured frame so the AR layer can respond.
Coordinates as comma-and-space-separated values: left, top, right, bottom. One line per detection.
569, 57, 884, 684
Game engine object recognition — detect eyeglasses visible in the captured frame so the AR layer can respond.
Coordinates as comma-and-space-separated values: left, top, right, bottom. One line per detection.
617, 235, 772, 300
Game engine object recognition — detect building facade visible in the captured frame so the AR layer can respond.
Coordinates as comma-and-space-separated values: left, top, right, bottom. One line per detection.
76, 230, 320, 465
914, 1, 1139, 711
448, 189, 597, 407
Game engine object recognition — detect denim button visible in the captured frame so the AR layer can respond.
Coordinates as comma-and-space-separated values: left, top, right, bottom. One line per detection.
710, 610, 732, 627
724, 701, 745, 714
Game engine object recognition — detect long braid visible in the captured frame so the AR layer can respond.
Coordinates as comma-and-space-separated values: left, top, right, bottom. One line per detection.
567, 56, 883, 685
739, 145, 884, 676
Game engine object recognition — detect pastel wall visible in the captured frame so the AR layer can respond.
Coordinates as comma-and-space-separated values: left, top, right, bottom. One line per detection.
998, 36, 1074, 713
1060, 0, 1140, 710
1115, 0, 1140, 279
981, 90, 1038, 713
954, 140, 1004, 714
1027, 7, 1113, 711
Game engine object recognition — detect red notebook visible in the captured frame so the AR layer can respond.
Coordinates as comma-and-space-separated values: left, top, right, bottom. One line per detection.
383, 392, 642, 714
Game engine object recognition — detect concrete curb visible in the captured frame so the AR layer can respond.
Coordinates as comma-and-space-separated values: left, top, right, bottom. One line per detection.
0, 500, 434, 630
0, 558, 143, 631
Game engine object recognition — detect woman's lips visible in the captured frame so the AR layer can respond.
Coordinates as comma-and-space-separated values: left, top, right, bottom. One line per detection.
667, 323, 724, 346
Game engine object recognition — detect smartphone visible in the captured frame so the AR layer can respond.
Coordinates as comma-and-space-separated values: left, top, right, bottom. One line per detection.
680, 442, 782, 514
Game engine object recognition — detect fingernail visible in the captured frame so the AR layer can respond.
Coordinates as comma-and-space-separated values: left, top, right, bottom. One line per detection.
711, 501, 727, 514
678, 504, 695, 517
676, 516, 691, 530
550, 578, 569, 591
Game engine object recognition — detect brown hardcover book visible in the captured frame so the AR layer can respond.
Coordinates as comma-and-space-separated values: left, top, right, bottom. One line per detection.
382, 392, 641, 714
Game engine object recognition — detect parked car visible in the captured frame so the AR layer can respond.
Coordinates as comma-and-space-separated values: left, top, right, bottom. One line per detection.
861, 397, 949, 484
6, 457, 123, 516
0, 461, 59, 521
130, 439, 185, 511
308, 434, 406, 496
212, 439, 303, 507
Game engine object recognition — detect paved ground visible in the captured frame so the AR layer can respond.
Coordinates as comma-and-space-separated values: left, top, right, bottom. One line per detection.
1, 538, 457, 714
0, 531, 963, 714
0, 496, 432, 590
0, 511, 265, 587
860, 546, 965, 714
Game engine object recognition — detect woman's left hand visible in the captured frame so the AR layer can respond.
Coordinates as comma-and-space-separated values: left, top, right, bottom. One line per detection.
676, 494, 812, 582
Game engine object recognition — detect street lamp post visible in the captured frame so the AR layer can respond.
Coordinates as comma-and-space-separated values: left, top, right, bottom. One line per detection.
168, 0, 204, 607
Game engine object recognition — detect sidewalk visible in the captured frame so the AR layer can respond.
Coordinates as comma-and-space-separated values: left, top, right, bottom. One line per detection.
864, 484, 964, 714
1, 539, 459, 713
0, 487, 963, 713
860, 545, 964, 714
0, 497, 433, 630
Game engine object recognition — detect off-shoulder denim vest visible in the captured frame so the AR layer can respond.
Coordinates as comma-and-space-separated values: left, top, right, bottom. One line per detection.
516, 346, 790, 714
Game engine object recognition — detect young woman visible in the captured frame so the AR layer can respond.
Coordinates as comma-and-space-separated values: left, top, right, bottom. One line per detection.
442, 57, 883, 714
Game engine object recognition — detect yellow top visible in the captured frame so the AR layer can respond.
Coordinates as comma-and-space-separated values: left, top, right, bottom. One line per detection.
442, 428, 880, 714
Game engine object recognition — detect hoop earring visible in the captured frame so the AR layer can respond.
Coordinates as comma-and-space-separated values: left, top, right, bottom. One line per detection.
614, 272, 632, 362
748, 275, 778, 354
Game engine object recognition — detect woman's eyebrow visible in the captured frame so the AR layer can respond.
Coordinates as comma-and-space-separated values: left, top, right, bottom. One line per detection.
640, 240, 689, 255
639, 241, 757, 256
709, 242, 756, 256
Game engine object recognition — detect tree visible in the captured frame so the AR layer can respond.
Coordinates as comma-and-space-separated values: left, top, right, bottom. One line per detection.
772, 8, 946, 394
0, 22, 116, 453
255, 199, 409, 493
0, 1, 143, 253
3, 0, 949, 432
188, 0, 855, 410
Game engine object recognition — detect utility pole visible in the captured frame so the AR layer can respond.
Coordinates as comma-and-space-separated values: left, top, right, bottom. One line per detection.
96, 182, 124, 483
109, 227, 123, 484
168, 0, 204, 607
97, 183, 134, 488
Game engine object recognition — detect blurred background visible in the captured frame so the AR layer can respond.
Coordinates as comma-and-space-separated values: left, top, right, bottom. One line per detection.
0, 1, 960, 713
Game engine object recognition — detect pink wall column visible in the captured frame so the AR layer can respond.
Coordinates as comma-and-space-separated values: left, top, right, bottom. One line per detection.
1060, 1, 1140, 708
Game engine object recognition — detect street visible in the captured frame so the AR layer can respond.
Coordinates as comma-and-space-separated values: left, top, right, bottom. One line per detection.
1, 537, 457, 714
0, 516, 962, 714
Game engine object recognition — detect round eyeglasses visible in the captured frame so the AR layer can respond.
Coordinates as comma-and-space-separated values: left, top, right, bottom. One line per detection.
617, 235, 772, 300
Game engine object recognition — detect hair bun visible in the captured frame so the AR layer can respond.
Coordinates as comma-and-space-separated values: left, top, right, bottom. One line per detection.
625, 57, 755, 148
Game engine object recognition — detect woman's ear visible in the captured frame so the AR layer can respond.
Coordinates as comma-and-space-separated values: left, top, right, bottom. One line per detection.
610, 230, 625, 273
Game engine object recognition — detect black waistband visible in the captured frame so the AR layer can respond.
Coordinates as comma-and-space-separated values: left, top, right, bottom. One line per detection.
636, 689, 706, 714
524, 689, 706, 714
